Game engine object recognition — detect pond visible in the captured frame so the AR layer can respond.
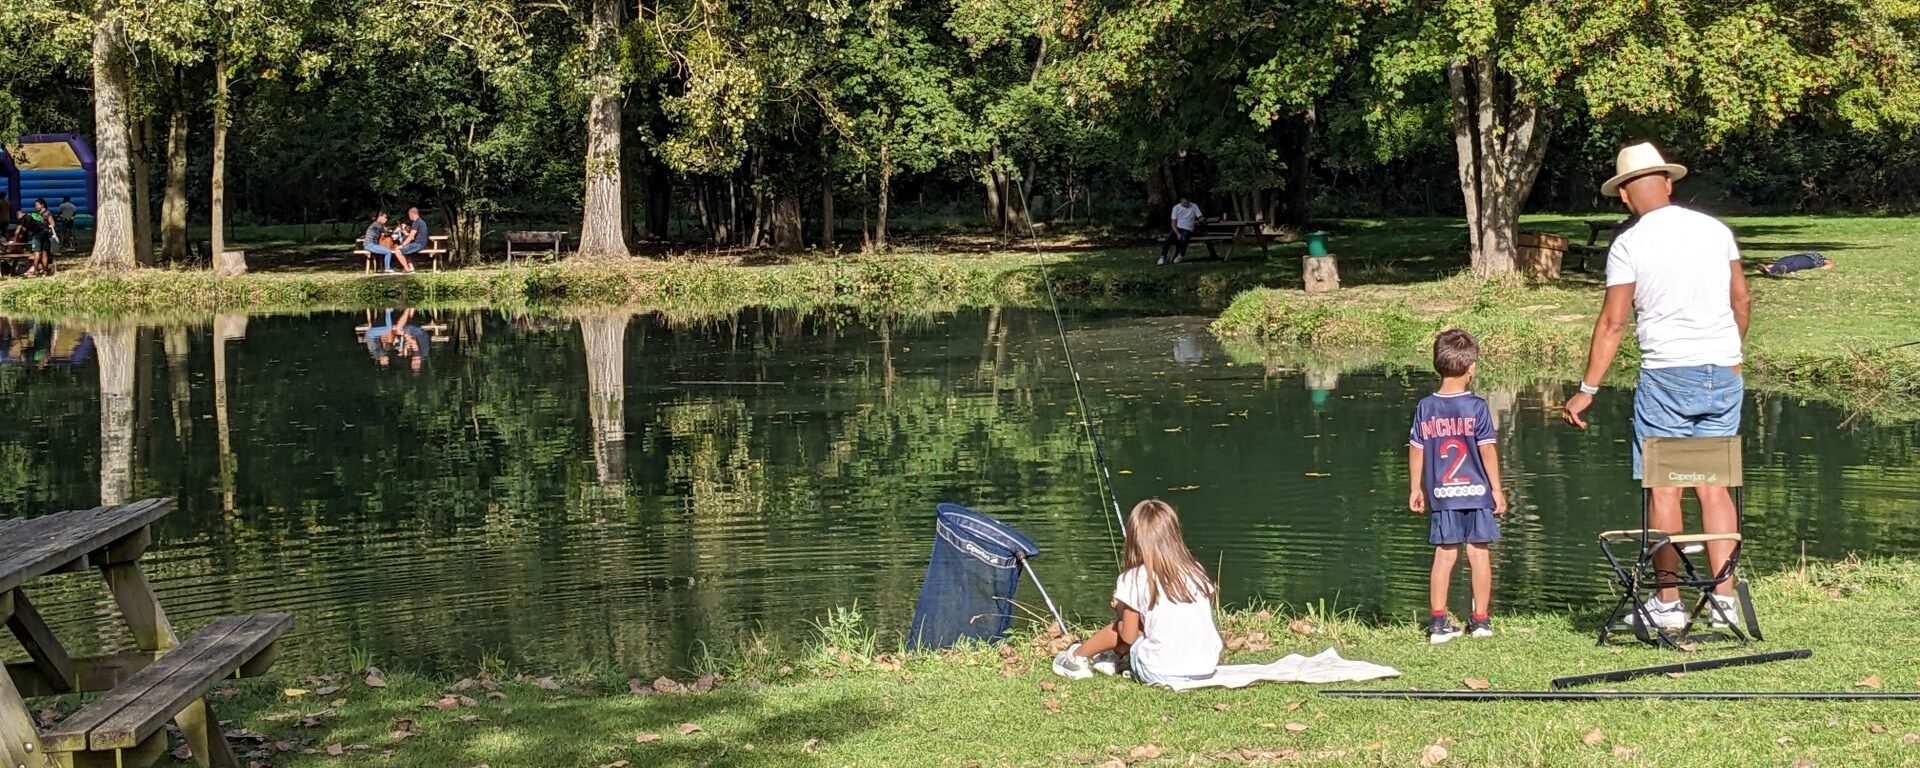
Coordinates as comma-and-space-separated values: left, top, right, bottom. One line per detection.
2, 308, 1916, 677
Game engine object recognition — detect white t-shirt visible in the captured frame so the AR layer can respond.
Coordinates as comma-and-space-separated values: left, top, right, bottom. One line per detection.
1604, 205, 1744, 369
1170, 202, 1202, 231
1114, 566, 1221, 677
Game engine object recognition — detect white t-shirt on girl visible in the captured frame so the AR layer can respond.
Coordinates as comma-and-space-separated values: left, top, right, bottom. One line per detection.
1114, 566, 1222, 677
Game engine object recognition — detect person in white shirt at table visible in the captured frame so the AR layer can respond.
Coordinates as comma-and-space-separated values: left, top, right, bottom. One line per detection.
1564, 142, 1752, 631
1157, 195, 1203, 266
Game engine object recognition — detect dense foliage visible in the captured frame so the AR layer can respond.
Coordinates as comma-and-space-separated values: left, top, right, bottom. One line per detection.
1, 0, 1917, 267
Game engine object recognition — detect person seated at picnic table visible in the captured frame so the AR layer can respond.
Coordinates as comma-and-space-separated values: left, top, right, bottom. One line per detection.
397, 207, 431, 260
1157, 195, 1203, 266
362, 211, 415, 273
1759, 251, 1834, 277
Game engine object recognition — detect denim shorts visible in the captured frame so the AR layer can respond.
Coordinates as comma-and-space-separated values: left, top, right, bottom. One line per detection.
1131, 653, 1214, 687
1633, 364, 1743, 479
1429, 507, 1500, 545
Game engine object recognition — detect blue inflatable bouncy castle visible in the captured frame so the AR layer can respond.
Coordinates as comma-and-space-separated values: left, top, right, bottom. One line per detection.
2, 134, 97, 221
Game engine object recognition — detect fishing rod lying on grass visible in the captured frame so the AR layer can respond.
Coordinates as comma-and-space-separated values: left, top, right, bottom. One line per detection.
1320, 690, 1920, 702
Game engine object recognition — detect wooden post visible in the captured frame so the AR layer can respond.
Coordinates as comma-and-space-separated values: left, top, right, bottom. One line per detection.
99, 559, 239, 768
5, 591, 75, 694
1302, 255, 1340, 293
212, 250, 246, 277
0, 662, 57, 768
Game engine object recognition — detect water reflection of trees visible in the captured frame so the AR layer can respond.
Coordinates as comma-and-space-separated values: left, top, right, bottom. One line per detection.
1, 308, 1916, 677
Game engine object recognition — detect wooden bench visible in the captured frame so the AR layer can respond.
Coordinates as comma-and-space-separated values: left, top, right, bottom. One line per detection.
505, 230, 568, 266
1, 500, 293, 768
40, 613, 291, 766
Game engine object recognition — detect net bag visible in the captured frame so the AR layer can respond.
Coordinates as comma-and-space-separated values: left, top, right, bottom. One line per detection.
907, 503, 1041, 650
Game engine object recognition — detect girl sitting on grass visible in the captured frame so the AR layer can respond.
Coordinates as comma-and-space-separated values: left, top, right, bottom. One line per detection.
1052, 499, 1223, 685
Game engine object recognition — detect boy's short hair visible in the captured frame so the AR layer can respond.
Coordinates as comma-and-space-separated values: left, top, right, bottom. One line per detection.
1433, 329, 1480, 377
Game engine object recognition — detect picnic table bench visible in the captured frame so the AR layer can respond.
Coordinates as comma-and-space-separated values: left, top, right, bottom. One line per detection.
1568, 218, 1627, 272
352, 235, 450, 273
505, 230, 568, 266
1180, 219, 1274, 261
1, 499, 291, 768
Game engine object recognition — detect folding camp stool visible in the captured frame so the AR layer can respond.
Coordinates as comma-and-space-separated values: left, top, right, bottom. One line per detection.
1598, 436, 1763, 648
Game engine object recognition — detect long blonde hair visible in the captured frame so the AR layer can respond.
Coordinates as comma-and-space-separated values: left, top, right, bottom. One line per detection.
1121, 499, 1215, 609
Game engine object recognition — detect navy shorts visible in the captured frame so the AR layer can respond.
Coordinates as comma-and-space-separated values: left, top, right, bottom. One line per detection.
1429, 507, 1500, 545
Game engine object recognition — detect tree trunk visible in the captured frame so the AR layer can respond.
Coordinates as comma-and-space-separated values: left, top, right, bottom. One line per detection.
819, 154, 834, 249
581, 313, 629, 488
97, 323, 136, 505
643, 152, 671, 241
162, 96, 190, 263
772, 193, 802, 251
164, 325, 191, 446
982, 149, 1004, 231
578, 0, 629, 258
132, 118, 154, 265
450, 207, 483, 262
89, 2, 136, 270
212, 58, 230, 268
874, 146, 891, 252
1447, 55, 1548, 278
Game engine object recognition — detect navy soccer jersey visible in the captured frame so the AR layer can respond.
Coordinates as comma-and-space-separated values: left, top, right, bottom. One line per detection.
1408, 392, 1498, 511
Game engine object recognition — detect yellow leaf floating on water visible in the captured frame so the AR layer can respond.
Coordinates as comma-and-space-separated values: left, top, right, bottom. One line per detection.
1303, 472, 1331, 478
1163, 427, 1183, 433
1168, 485, 1201, 492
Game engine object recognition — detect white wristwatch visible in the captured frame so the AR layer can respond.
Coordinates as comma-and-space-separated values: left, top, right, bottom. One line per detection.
1578, 381, 1601, 395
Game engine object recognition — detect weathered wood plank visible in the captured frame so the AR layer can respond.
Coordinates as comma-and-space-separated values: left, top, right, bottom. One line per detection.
4, 590, 75, 694
90, 613, 291, 750
103, 562, 176, 653
0, 500, 173, 594
38, 616, 249, 754
0, 649, 58, 768
6, 651, 162, 699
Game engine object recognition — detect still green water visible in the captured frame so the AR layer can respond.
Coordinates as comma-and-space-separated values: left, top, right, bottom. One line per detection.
1, 309, 1915, 677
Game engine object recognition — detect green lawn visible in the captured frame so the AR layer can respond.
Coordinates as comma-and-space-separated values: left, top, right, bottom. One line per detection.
115, 558, 1920, 766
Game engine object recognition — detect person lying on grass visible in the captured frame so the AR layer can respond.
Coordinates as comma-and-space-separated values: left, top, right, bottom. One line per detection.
1052, 499, 1222, 685
1759, 252, 1835, 277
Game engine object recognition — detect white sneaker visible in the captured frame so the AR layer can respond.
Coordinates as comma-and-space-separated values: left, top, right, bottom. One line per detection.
1155, 257, 1166, 266
1628, 597, 1687, 630
1708, 594, 1740, 628
1088, 651, 1121, 676
1051, 643, 1093, 680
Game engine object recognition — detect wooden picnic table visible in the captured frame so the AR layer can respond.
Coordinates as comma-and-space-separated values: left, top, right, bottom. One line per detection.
505, 230, 568, 266
1188, 219, 1274, 261
1, 499, 291, 768
1569, 218, 1629, 272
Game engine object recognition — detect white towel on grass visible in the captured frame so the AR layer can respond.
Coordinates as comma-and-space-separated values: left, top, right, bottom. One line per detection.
1156, 648, 1400, 691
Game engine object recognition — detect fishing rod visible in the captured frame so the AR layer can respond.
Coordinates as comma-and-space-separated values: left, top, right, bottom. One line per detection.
1320, 689, 1920, 702
1013, 178, 1127, 540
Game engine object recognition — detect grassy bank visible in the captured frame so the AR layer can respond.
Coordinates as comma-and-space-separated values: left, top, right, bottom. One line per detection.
97, 558, 1920, 766
1212, 215, 1920, 416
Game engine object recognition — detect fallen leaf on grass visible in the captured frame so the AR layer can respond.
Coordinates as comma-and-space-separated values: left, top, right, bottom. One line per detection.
283, 689, 310, 699
1419, 743, 1449, 766
1287, 619, 1316, 635
1098, 760, 1127, 768
1463, 678, 1491, 690
314, 686, 341, 696
1038, 681, 1056, 692
677, 723, 703, 735
1129, 744, 1162, 759
653, 677, 683, 694
1581, 729, 1605, 746
694, 673, 718, 692
1902, 733, 1919, 745
1213, 703, 1230, 712
627, 678, 649, 695
172, 745, 193, 761
364, 673, 387, 689
1043, 697, 1061, 712
635, 733, 662, 744
1857, 675, 1883, 689
1284, 701, 1302, 712
1776, 736, 1794, 746
802, 739, 820, 754
599, 762, 630, 768
534, 676, 561, 690
1868, 724, 1889, 734
1611, 744, 1641, 758
1284, 722, 1308, 732
326, 744, 345, 756
1664, 672, 1685, 679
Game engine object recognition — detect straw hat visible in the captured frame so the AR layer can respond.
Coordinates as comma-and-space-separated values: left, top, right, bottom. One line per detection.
1600, 142, 1688, 197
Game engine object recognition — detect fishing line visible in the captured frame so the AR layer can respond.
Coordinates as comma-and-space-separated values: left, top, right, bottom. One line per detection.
1012, 177, 1127, 542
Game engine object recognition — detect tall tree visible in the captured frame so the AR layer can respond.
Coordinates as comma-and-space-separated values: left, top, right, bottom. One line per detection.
577, 0, 629, 257
89, 0, 137, 269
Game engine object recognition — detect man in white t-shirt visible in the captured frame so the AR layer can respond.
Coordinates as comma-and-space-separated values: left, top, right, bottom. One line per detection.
1563, 142, 1751, 630
1157, 195, 1203, 265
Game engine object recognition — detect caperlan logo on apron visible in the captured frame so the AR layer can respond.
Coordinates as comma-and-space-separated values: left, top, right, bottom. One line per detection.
1667, 471, 1718, 484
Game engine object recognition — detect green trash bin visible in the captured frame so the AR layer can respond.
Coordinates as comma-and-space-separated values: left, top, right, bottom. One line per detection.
1306, 231, 1331, 257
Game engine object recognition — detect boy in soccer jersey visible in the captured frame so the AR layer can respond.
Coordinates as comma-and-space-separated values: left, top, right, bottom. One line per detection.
1408, 329, 1508, 643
